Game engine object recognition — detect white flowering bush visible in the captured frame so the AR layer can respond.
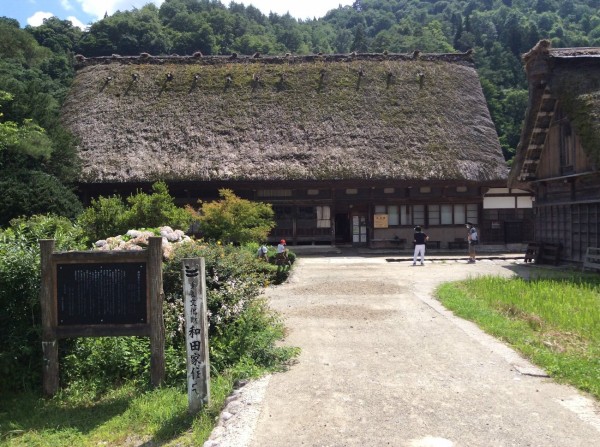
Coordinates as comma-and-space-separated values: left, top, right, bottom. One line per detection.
162, 240, 298, 376
93, 226, 192, 259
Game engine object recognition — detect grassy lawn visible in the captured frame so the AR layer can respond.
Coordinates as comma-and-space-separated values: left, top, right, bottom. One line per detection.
0, 374, 239, 447
436, 269, 600, 399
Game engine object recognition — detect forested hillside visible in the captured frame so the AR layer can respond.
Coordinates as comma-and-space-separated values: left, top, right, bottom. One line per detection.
0, 17, 83, 224
2, 0, 600, 221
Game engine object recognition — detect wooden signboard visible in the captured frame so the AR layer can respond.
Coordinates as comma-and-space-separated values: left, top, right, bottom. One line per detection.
182, 258, 210, 413
374, 213, 389, 228
40, 238, 165, 396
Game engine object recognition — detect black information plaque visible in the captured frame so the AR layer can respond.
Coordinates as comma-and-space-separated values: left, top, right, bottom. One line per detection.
57, 262, 147, 325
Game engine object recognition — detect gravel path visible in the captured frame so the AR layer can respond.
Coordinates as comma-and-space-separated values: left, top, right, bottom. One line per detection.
205, 255, 600, 447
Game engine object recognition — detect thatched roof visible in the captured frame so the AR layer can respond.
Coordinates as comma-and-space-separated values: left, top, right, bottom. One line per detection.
509, 41, 600, 187
63, 52, 507, 184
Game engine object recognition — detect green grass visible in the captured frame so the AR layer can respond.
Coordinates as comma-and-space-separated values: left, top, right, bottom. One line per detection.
0, 372, 241, 446
436, 271, 600, 399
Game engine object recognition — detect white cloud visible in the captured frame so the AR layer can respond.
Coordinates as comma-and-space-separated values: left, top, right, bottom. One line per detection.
27, 11, 54, 27
61, 0, 74, 11
67, 15, 89, 30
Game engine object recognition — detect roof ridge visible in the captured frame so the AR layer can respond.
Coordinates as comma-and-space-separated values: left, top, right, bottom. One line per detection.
74, 51, 475, 70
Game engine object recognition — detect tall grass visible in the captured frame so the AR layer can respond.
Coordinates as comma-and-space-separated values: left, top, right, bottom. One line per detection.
437, 273, 600, 399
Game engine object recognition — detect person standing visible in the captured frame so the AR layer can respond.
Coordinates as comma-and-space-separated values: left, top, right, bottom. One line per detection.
466, 222, 478, 263
412, 226, 429, 266
276, 239, 289, 266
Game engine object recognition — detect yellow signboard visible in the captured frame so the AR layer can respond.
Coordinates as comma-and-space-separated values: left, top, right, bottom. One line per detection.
374, 214, 388, 229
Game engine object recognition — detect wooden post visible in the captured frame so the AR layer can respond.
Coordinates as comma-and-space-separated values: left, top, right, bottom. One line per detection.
183, 258, 210, 413
148, 237, 165, 388
40, 239, 59, 396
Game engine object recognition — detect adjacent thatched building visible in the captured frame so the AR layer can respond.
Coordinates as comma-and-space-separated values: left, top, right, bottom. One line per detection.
64, 52, 521, 247
508, 41, 600, 263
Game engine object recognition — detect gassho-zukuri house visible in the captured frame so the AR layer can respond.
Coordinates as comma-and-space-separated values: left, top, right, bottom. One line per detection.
63, 51, 533, 248
509, 41, 600, 263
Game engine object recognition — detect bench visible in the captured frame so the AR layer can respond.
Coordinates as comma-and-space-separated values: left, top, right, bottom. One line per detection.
582, 247, 600, 272
525, 242, 561, 265
539, 243, 561, 265
426, 240, 441, 249
448, 238, 468, 250
371, 237, 406, 249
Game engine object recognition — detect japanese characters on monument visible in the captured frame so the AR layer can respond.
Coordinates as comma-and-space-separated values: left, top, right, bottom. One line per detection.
183, 258, 210, 413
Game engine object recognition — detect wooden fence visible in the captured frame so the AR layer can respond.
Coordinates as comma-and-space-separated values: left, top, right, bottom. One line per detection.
582, 247, 600, 272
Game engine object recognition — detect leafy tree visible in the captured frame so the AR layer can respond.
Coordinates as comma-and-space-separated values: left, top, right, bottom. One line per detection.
77, 4, 171, 56
351, 24, 369, 52
0, 171, 82, 226
196, 189, 275, 244
26, 17, 82, 54
0, 91, 82, 225
0, 20, 51, 66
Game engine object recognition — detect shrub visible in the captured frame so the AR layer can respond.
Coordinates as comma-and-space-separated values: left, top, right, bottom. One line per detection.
76, 195, 129, 244
0, 215, 85, 393
124, 181, 195, 232
195, 189, 275, 245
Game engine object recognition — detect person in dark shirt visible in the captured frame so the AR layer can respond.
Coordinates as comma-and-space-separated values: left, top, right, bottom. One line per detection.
412, 226, 429, 265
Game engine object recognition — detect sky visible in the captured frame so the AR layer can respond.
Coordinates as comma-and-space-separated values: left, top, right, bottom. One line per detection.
1, 0, 354, 29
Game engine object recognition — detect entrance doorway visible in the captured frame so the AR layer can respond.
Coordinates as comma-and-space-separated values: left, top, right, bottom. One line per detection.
504, 221, 524, 243
335, 213, 351, 244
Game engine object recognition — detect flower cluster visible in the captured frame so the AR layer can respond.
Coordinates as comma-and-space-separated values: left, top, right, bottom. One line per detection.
93, 226, 192, 259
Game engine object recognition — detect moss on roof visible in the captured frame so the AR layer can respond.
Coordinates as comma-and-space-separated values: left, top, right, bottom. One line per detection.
551, 63, 600, 166
62, 53, 506, 183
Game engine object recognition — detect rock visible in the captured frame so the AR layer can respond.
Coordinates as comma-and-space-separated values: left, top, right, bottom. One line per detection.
225, 400, 243, 414
220, 411, 233, 422
225, 394, 239, 404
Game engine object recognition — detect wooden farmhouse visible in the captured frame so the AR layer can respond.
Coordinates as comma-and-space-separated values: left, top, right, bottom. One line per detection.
63, 52, 531, 249
508, 41, 600, 263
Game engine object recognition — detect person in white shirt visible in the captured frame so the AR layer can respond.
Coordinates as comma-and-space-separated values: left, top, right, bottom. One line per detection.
257, 244, 268, 261
466, 223, 478, 263
276, 239, 290, 266
277, 239, 286, 254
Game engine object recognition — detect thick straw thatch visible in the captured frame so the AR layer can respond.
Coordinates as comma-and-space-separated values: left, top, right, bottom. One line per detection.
62, 53, 506, 184
509, 42, 600, 187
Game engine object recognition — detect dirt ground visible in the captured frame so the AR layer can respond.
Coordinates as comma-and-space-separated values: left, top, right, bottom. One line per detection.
206, 254, 600, 447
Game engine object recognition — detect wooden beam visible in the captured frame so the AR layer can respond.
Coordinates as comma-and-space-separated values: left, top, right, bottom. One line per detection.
148, 237, 165, 388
